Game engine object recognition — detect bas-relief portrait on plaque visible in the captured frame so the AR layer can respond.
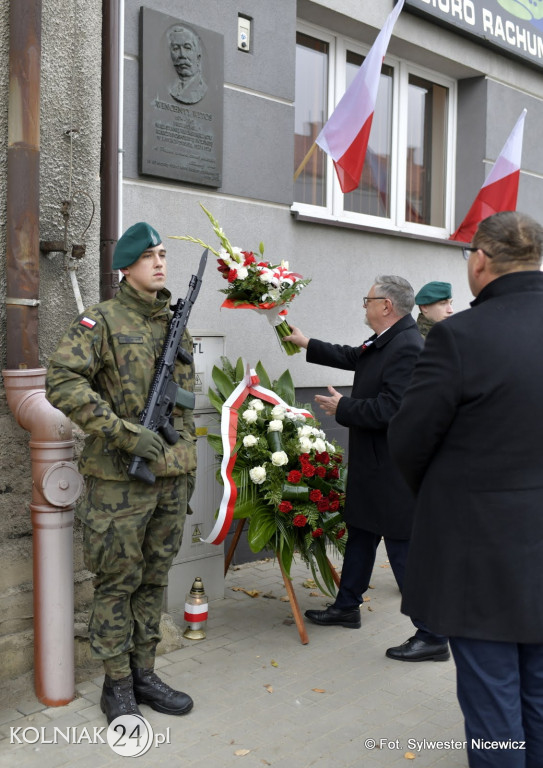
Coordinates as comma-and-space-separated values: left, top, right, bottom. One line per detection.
139, 7, 224, 187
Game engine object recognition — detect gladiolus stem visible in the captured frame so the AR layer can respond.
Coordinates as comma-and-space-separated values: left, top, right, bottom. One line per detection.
275, 320, 301, 355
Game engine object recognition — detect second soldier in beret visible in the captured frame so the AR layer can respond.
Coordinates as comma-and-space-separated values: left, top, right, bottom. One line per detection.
46, 222, 197, 724
414, 281, 454, 338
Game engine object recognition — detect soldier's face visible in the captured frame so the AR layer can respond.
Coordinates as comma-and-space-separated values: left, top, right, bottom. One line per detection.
121, 244, 167, 296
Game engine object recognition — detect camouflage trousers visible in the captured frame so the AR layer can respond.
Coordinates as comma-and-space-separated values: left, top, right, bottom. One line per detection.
77, 475, 187, 678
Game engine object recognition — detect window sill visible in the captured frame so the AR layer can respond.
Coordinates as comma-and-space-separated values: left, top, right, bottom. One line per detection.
291, 208, 465, 247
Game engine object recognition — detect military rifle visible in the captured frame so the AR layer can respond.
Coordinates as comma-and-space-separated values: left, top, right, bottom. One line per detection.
128, 248, 207, 485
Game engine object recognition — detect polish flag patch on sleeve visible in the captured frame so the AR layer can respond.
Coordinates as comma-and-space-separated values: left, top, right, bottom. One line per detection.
79, 316, 97, 329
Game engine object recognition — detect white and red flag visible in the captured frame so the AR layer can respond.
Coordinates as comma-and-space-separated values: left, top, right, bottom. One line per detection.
450, 108, 527, 243
316, 0, 405, 194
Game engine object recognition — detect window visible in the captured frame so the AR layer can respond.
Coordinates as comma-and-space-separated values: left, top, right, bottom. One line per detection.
293, 25, 456, 237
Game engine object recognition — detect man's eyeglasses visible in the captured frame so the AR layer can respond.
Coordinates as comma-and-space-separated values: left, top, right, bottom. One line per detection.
363, 296, 388, 308
462, 246, 494, 261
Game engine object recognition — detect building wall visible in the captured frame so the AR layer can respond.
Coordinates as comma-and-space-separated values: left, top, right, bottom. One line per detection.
1, 0, 543, 679
0, 0, 102, 680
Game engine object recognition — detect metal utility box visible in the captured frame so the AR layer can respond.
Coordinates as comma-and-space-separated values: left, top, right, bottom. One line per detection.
167, 333, 226, 611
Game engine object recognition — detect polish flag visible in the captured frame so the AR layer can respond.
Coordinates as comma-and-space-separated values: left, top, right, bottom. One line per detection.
450, 109, 527, 242
316, 0, 405, 194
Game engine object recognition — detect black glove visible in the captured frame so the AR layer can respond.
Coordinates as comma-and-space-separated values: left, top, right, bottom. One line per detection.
132, 427, 162, 461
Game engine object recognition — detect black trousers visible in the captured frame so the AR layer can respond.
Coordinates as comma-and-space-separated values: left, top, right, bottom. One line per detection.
450, 636, 543, 768
334, 524, 447, 644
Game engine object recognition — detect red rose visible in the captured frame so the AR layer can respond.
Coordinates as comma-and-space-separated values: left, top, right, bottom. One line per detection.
287, 470, 302, 484
278, 501, 293, 514
293, 515, 308, 528
327, 466, 339, 480
315, 451, 330, 465
227, 269, 238, 283
329, 500, 340, 512
329, 490, 339, 502
311, 528, 324, 538
242, 251, 256, 266
332, 453, 343, 464
315, 466, 326, 478
317, 498, 330, 512
299, 453, 310, 462
336, 528, 346, 539
302, 464, 315, 478
309, 489, 322, 502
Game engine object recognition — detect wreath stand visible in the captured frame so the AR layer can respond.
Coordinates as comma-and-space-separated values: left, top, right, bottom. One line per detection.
224, 518, 341, 645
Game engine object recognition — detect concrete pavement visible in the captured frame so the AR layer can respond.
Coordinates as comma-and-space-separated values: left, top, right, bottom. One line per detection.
0, 543, 467, 767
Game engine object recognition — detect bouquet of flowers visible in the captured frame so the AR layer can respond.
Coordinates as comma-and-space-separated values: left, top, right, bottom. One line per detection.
207, 357, 347, 596
171, 204, 310, 355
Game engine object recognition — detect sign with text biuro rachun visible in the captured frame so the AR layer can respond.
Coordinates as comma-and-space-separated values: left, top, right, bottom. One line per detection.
401, 0, 543, 70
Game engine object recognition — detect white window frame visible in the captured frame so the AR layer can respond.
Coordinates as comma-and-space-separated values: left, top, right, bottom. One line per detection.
292, 21, 457, 239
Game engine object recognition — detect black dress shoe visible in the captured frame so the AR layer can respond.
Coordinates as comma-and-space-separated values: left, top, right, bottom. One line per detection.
305, 605, 361, 628
386, 636, 450, 662
132, 668, 194, 715
100, 674, 142, 724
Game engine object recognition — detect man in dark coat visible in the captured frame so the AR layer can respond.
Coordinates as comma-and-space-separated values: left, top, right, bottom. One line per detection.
284, 275, 449, 661
389, 211, 543, 768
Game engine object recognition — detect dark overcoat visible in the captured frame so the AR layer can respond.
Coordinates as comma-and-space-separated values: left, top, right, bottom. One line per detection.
307, 314, 423, 539
389, 271, 543, 643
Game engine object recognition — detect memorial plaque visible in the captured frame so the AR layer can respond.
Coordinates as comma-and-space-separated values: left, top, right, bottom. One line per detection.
139, 7, 224, 187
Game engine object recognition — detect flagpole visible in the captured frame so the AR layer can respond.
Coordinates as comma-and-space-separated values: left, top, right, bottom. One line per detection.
293, 141, 317, 182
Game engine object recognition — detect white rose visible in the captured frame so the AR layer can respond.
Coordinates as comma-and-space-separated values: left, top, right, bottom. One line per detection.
298, 436, 313, 453
250, 399, 264, 411
243, 435, 258, 448
259, 270, 274, 284
326, 441, 335, 452
236, 266, 248, 280
314, 438, 327, 454
249, 466, 267, 484
268, 420, 283, 433
271, 405, 286, 419
271, 451, 289, 467
298, 425, 313, 437
242, 409, 258, 423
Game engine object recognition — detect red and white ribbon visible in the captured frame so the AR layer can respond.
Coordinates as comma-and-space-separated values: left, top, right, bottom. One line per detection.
201, 364, 313, 545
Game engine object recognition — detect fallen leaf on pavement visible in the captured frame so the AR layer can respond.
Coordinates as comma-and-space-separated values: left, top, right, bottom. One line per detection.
271, 659, 279, 667
279, 595, 290, 602
231, 587, 261, 598
404, 752, 416, 760
302, 579, 317, 589
264, 684, 273, 693
312, 688, 326, 693
234, 748, 251, 756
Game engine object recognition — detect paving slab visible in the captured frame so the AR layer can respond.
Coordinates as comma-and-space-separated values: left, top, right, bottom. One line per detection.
1, 544, 468, 766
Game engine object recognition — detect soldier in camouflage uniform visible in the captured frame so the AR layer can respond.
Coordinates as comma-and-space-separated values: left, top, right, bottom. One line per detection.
414, 281, 454, 338
46, 222, 196, 724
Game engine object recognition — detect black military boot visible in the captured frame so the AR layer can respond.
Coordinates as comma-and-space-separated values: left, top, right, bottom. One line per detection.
100, 674, 142, 724
132, 668, 193, 715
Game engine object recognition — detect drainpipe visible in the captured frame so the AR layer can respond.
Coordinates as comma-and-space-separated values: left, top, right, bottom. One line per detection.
2, 0, 82, 705
100, 0, 121, 300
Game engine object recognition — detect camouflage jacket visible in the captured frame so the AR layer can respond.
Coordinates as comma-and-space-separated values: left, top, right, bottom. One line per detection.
416, 313, 435, 339
46, 279, 196, 481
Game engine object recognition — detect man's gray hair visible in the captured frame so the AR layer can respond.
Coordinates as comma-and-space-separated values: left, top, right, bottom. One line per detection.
373, 275, 415, 316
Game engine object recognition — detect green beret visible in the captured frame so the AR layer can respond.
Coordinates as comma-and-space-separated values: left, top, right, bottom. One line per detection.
113, 222, 162, 269
415, 281, 452, 305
